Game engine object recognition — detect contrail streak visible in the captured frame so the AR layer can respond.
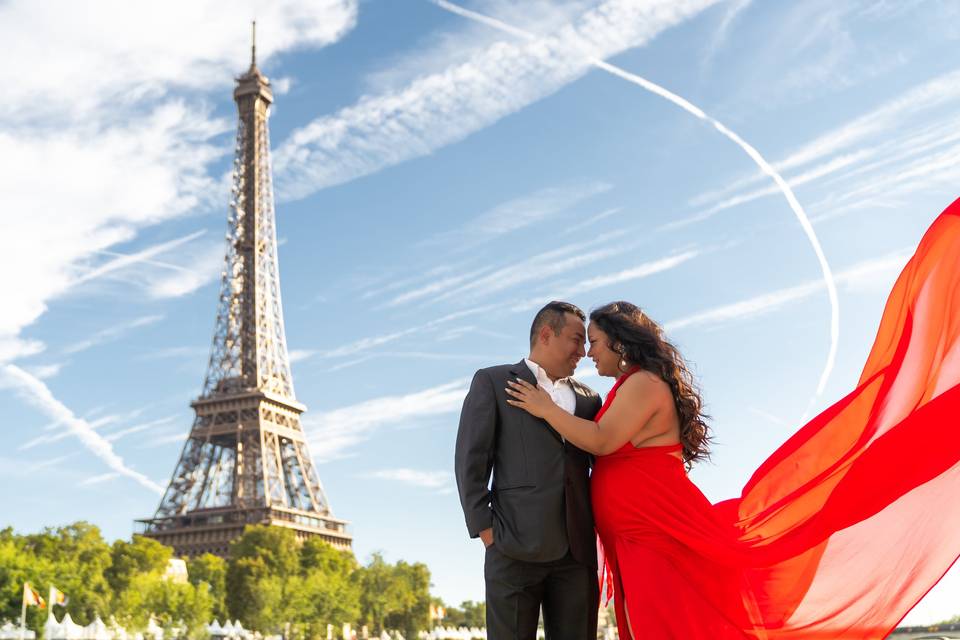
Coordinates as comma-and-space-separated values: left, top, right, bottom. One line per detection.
2, 364, 164, 494
431, 0, 840, 399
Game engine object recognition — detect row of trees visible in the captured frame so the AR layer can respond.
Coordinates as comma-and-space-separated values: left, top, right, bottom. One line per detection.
1, 522, 481, 639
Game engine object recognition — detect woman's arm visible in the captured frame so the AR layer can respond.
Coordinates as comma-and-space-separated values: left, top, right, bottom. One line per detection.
505, 373, 671, 455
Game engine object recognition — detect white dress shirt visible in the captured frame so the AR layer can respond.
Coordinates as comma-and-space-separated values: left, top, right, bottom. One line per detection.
524, 358, 576, 416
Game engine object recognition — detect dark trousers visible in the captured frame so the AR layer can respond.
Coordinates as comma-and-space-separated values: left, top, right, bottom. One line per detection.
484, 545, 599, 640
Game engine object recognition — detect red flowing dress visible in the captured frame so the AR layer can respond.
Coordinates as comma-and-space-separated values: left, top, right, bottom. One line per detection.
591, 199, 960, 639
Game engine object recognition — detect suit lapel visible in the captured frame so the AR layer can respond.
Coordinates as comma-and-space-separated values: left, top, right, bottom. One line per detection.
509, 359, 537, 387
510, 359, 563, 443
572, 382, 591, 419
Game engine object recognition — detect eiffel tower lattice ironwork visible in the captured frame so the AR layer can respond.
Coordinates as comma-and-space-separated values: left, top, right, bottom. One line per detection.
137, 25, 351, 557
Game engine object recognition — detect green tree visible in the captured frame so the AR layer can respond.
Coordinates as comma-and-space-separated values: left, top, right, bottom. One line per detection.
0, 532, 56, 631
106, 535, 172, 594
383, 560, 431, 637
444, 600, 485, 628
356, 552, 392, 633
225, 525, 300, 632
293, 539, 360, 633
188, 553, 227, 620
356, 554, 431, 637
23, 522, 112, 625
113, 571, 213, 637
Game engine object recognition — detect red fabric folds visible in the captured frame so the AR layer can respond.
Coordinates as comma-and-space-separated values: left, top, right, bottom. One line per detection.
592, 200, 960, 639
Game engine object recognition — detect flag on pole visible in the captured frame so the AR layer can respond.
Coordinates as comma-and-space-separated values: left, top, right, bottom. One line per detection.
49, 585, 67, 607
22, 583, 45, 609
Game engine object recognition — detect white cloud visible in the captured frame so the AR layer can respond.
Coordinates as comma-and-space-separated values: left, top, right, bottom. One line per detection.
701, 0, 753, 67
664, 149, 875, 231
449, 181, 611, 239
362, 468, 454, 492
79, 472, 121, 487
20, 409, 142, 450
23, 363, 65, 380
664, 249, 911, 333
104, 415, 180, 443
73, 230, 207, 287
305, 378, 469, 462
563, 207, 624, 234
139, 431, 190, 449
376, 229, 634, 313
512, 249, 701, 312
145, 241, 224, 298
363, 1, 593, 95
0, 104, 223, 358
0, 0, 357, 123
63, 315, 164, 355
692, 67, 960, 210
0, 1, 358, 365
430, 233, 634, 306
288, 349, 317, 364
273, 0, 720, 200
666, 280, 823, 333
313, 306, 497, 361
1, 364, 163, 494
138, 346, 207, 361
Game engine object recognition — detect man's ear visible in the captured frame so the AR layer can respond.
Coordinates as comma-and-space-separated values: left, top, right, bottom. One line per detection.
538, 324, 552, 346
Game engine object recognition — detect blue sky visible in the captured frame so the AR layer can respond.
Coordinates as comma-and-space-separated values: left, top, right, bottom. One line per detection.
1, 0, 959, 625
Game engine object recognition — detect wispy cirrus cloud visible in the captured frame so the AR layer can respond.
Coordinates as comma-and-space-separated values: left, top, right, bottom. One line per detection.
23, 362, 65, 380
512, 249, 701, 312
273, 0, 721, 201
691, 67, 960, 213
361, 468, 455, 493
701, 0, 753, 68
0, 0, 358, 366
305, 378, 469, 463
104, 415, 180, 443
20, 407, 147, 450
143, 241, 224, 299
664, 249, 911, 333
309, 307, 496, 362
1, 364, 163, 494
386, 230, 631, 310
73, 230, 207, 287
79, 472, 121, 488
63, 315, 164, 355
422, 182, 613, 248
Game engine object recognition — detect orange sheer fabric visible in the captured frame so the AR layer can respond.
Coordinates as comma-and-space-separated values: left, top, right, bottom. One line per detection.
592, 200, 960, 639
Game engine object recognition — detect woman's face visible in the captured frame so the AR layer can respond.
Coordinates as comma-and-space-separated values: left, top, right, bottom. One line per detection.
587, 323, 620, 377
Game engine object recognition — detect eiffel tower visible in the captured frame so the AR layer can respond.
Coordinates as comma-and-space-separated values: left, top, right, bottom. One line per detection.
137, 25, 351, 558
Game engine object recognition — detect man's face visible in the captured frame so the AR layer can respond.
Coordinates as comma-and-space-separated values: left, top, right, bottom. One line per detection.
544, 313, 586, 378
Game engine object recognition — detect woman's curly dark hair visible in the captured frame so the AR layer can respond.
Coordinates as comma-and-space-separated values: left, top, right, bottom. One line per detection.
590, 301, 711, 465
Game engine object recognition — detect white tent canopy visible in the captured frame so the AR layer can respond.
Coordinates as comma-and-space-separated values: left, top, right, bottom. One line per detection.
0, 620, 36, 639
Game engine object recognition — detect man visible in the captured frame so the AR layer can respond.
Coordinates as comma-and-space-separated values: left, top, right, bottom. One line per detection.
455, 301, 602, 639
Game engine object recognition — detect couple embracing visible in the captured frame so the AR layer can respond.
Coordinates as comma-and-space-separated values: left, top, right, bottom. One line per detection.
452, 202, 960, 640
455, 300, 701, 639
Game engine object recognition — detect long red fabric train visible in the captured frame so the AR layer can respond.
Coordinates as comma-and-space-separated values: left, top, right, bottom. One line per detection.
591, 198, 960, 639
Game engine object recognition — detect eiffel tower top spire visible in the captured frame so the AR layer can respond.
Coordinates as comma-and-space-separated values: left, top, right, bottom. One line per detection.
235, 21, 272, 105
251, 20, 257, 69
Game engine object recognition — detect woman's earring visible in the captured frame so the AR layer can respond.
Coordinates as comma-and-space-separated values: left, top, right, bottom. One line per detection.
619, 357, 628, 371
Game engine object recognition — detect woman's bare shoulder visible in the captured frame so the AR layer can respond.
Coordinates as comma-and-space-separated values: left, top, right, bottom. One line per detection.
617, 370, 672, 401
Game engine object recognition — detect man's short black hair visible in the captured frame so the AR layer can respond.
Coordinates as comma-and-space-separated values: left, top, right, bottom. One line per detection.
529, 301, 585, 348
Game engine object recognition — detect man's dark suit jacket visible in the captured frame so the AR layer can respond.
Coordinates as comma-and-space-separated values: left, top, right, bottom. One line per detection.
455, 360, 602, 568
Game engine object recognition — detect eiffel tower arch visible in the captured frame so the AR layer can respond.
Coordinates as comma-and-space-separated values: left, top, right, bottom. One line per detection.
137, 26, 351, 558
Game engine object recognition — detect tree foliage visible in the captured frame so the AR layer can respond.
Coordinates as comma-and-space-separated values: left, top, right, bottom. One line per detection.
442, 600, 486, 628
356, 552, 431, 637
187, 553, 227, 620
1, 522, 437, 638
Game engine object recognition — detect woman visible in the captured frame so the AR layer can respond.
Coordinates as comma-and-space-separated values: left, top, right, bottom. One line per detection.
505, 200, 960, 639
